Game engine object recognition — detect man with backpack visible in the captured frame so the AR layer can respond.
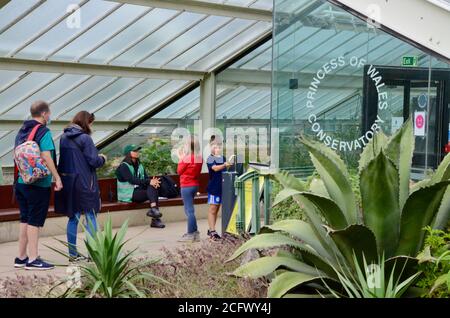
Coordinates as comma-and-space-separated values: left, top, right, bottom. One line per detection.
13, 101, 62, 270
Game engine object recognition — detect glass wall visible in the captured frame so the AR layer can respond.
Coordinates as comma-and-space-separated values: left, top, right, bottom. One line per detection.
215, 39, 272, 165
98, 38, 274, 178
272, 0, 450, 176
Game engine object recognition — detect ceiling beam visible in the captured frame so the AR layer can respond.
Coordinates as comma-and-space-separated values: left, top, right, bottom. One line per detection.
106, 0, 272, 22
0, 57, 205, 81
0, 119, 131, 131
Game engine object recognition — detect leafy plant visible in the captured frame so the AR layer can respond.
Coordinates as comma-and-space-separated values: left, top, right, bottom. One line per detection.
416, 226, 450, 298
229, 119, 450, 297
48, 217, 165, 298
325, 253, 420, 298
140, 139, 177, 176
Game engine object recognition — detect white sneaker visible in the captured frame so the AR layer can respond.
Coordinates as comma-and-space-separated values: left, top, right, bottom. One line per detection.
178, 232, 200, 243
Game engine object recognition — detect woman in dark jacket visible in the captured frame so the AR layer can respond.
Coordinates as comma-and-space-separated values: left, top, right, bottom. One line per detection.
57, 111, 106, 261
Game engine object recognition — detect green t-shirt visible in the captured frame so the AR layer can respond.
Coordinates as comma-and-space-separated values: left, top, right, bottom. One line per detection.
18, 130, 55, 188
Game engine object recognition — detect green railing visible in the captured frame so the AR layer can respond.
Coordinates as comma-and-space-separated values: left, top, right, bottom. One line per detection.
234, 167, 275, 235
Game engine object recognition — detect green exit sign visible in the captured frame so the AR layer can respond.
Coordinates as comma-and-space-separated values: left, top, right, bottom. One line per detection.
402, 56, 418, 67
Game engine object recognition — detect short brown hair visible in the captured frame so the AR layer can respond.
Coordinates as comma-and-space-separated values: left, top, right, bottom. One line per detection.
71, 111, 95, 135
30, 100, 50, 118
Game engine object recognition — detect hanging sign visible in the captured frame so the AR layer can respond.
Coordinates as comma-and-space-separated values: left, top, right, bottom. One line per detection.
418, 93, 428, 109
414, 112, 426, 136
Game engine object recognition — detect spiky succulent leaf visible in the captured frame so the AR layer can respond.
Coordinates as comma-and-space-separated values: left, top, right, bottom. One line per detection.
385, 118, 414, 210
301, 136, 358, 224
274, 170, 307, 192
227, 233, 316, 262
233, 256, 323, 278
268, 272, 329, 298
330, 224, 378, 268
397, 181, 450, 256
261, 220, 328, 258
359, 131, 388, 172
360, 151, 400, 257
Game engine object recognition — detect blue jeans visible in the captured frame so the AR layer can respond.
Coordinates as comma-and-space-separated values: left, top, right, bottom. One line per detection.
67, 210, 98, 257
181, 186, 198, 234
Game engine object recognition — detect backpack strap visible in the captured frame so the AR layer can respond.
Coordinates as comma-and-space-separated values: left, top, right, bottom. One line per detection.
27, 124, 42, 142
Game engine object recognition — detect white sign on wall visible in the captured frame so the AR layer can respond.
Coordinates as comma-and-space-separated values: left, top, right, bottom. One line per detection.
414, 112, 426, 136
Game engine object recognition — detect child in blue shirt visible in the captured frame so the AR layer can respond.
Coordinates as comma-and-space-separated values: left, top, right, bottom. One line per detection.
206, 142, 231, 241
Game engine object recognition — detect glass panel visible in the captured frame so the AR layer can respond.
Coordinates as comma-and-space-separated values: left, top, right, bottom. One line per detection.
0, 72, 60, 119
50, 75, 115, 118
153, 88, 200, 119
230, 39, 272, 70
0, 0, 40, 31
110, 11, 206, 67
110, 80, 189, 121
189, 21, 272, 71
80, 8, 181, 64
165, 19, 254, 69
0, 0, 84, 57
272, 0, 450, 174
3, 74, 87, 119
15, 1, 118, 60
0, 131, 15, 161
63, 77, 145, 118
0, 70, 26, 88
91, 79, 171, 120
51, 4, 148, 62
138, 15, 231, 68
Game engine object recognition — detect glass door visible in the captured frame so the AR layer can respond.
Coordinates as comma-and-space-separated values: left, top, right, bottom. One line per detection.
363, 66, 450, 177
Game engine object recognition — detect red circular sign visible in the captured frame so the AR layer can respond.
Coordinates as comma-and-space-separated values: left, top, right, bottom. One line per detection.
416, 115, 424, 129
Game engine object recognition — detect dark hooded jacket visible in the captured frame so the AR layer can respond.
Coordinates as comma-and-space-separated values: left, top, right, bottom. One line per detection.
15, 119, 49, 147
56, 124, 105, 217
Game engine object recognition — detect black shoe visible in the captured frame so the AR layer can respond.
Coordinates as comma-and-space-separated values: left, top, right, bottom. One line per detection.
151, 218, 165, 228
207, 230, 221, 241
14, 256, 29, 268
146, 207, 162, 218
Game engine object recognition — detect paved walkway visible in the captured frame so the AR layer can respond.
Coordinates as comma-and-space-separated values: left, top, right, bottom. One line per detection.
0, 218, 217, 280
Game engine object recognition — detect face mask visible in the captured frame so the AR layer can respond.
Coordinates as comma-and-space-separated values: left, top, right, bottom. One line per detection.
44, 113, 51, 125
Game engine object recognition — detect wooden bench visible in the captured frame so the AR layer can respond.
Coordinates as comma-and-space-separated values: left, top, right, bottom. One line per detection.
0, 174, 209, 222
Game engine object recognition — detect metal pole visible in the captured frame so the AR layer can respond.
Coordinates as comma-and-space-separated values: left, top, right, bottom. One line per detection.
424, 57, 432, 177
263, 176, 271, 225
251, 175, 261, 234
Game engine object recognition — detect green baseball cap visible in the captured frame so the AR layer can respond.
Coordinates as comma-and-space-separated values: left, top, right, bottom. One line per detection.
123, 144, 142, 156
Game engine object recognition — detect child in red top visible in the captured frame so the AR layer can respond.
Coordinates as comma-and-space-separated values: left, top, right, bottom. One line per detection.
177, 137, 203, 242
177, 154, 203, 187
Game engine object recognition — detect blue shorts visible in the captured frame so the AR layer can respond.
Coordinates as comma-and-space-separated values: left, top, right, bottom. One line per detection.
207, 194, 222, 205
15, 183, 51, 227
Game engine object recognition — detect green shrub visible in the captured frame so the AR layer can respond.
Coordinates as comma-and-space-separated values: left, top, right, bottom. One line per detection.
271, 181, 307, 222
416, 226, 450, 298
96, 138, 177, 179
140, 139, 177, 176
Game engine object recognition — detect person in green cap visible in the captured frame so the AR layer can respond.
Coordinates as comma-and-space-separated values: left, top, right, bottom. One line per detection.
115, 144, 165, 228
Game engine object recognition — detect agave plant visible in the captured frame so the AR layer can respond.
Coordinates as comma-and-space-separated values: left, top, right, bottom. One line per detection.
229, 119, 450, 297
48, 216, 166, 298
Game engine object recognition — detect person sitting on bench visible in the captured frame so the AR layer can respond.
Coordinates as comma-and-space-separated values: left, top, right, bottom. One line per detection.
115, 144, 165, 228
